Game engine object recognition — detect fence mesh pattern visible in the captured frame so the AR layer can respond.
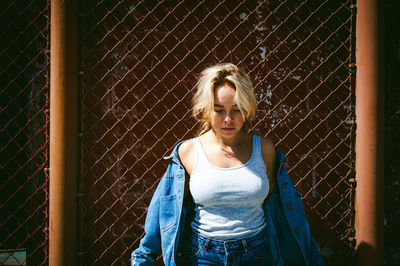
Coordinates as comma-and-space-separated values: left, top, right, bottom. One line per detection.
0, 0, 50, 265
79, 0, 356, 264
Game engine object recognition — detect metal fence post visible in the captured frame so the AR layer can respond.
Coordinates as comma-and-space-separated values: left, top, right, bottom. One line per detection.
355, 0, 384, 265
49, 0, 78, 265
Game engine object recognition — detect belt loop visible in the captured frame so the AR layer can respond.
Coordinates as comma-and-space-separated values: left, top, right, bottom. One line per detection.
203, 239, 210, 252
242, 239, 250, 254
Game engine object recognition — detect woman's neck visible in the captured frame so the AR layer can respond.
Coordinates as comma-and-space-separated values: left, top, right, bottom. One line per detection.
206, 130, 248, 148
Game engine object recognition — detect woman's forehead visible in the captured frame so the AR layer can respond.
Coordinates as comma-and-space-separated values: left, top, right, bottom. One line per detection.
214, 86, 236, 103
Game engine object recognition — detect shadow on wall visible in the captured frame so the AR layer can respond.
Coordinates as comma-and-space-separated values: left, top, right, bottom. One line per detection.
356, 242, 381, 266
321, 240, 355, 266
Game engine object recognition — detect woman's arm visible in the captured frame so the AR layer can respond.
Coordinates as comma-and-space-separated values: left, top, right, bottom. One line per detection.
178, 140, 195, 200
261, 137, 278, 196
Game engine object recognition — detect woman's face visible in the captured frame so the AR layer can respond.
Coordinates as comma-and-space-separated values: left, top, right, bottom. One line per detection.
210, 84, 244, 139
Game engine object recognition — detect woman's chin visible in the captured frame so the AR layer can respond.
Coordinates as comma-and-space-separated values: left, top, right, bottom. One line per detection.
218, 128, 239, 137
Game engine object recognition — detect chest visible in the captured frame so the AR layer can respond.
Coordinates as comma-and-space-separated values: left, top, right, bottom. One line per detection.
189, 167, 269, 206
202, 144, 253, 168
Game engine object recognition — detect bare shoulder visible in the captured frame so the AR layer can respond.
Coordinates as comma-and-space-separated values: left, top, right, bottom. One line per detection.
260, 136, 277, 165
178, 139, 195, 175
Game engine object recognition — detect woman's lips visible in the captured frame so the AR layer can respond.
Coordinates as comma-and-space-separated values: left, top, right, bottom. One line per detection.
222, 128, 235, 131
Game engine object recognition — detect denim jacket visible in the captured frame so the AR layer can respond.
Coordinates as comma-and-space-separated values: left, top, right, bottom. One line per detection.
131, 140, 325, 266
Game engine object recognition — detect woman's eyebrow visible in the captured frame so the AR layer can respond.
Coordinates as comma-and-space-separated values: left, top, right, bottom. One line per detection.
213, 104, 238, 107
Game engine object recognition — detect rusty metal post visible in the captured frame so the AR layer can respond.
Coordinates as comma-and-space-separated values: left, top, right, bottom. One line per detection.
50, 0, 78, 265
355, 0, 384, 265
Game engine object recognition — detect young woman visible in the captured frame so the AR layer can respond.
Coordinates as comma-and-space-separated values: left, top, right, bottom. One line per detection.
131, 63, 325, 266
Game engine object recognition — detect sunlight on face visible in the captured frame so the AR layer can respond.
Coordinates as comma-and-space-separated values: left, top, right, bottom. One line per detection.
210, 84, 244, 139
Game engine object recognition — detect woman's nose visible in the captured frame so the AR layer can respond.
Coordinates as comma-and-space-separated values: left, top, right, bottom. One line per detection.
224, 113, 233, 123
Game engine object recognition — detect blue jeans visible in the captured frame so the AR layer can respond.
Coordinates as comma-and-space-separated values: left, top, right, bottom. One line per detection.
181, 228, 279, 266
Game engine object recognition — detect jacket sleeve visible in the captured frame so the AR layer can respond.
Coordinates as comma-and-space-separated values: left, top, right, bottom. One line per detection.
310, 237, 326, 266
273, 148, 326, 266
131, 178, 165, 266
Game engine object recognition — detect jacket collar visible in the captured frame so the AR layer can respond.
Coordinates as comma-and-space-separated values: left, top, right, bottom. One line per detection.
163, 140, 190, 164
275, 147, 288, 164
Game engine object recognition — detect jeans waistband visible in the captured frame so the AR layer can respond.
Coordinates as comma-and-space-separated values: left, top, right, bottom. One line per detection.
190, 228, 267, 252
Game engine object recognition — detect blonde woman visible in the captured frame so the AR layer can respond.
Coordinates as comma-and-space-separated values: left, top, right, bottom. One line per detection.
131, 63, 325, 266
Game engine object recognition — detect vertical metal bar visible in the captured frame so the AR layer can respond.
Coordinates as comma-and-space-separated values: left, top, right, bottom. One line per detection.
355, 0, 384, 265
50, 0, 78, 265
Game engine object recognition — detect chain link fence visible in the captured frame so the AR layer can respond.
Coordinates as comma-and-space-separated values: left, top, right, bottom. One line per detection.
79, 0, 356, 264
0, 0, 50, 265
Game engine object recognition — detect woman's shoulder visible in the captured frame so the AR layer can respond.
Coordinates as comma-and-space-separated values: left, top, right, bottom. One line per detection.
178, 138, 195, 157
258, 135, 277, 166
257, 135, 275, 151
177, 138, 196, 174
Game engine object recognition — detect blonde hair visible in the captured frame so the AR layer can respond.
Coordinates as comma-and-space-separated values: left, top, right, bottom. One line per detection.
192, 63, 257, 135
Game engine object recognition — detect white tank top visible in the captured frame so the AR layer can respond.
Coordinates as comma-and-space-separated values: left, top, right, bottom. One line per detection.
189, 135, 269, 240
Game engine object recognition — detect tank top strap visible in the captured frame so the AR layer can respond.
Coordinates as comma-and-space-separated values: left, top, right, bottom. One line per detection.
251, 135, 266, 170
252, 135, 260, 157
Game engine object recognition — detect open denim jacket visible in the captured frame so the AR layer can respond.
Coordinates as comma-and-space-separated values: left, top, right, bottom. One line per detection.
131, 140, 325, 266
